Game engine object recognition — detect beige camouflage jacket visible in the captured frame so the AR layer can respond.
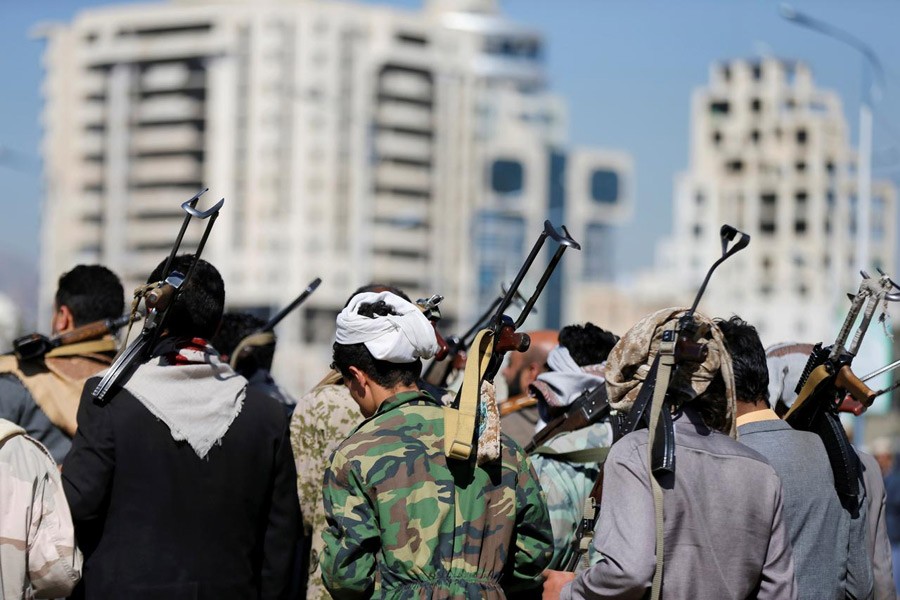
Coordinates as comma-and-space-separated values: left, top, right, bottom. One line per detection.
0, 419, 82, 599
289, 383, 361, 600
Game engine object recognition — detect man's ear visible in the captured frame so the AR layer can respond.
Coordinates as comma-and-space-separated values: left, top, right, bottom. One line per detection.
52, 304, 76, 334
346, 366, 368, 395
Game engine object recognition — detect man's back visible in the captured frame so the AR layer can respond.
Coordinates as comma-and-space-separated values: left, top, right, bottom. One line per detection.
566, 409, 796, 600
738, 418, 847, 600
63, 377, 299, 599
322, 391, 552, 599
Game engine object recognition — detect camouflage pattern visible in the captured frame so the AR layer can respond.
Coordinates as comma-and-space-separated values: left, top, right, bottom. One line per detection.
530, 421, 612, 570
0, 419, 82, 599
321, 391, 553, 599
289, 382, 361, 600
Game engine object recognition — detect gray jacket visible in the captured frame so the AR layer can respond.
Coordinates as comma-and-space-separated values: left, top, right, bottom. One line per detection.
738, 417, 850, 600
563, 408, 797, 600
859, 451, 897, 600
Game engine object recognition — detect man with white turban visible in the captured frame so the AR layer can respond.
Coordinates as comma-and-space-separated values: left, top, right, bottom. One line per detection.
543, 308, 797, 600
320, 291, 553, 599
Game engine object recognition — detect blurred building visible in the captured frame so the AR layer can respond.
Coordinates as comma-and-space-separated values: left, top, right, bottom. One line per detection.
36, 0, 632, 393
641, 57, 896, 345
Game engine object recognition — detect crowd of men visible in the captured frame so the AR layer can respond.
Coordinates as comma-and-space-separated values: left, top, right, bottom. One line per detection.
0, 257, 899, 599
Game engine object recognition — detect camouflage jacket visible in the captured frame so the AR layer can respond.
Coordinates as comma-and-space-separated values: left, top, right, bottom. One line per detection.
530, 421, 612, 570
289, 382, 361, 600
321, 391, 553, 599
0, 419, 82, 599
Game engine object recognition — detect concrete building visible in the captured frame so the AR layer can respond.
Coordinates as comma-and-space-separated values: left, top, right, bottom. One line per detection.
36, 0, 632, 393
642, 57, 896, 346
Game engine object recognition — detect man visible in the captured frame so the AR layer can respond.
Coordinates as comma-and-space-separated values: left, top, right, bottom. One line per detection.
500, 329, 558, 446
0, 418, 81, 598
0, 265, 123, 462
527, 322, 617, 570
886, 453, 900, 595
767, 342, 888, 599
321, 291, 553, 598
211, 311, 297, 418
290, 284, 426, 600
63, 255, 300, 599
718, 316, 854, 600
543, 308, 797, 600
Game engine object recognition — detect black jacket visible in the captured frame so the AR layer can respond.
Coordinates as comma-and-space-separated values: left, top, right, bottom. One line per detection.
63, 376, 300, 599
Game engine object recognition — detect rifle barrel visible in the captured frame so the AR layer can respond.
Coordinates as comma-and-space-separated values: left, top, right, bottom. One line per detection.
263, 277, 322, 332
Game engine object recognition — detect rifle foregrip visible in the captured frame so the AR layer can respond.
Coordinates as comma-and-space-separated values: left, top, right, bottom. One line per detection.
835, 366, 876, 407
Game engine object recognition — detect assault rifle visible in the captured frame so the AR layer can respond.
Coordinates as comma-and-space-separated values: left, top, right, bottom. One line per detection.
443, 221, 580, 461
12, 312, 141, 362
228, 277, 322, 370
568, 225, 750, 577
422, 284, 529, 389
524, 384, 610, 455
785, 269, 900, 507
92, 189, 224, 403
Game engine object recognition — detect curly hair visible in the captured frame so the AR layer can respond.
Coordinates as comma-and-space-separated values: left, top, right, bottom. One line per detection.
558, 322, 619, 367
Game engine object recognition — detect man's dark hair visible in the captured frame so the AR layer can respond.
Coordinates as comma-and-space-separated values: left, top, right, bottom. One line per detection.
558, 322, 619, 366
716, 315, 770, 406
332, 299, 420, 388
148, 254, 225, 340
55, 265, 124, 327
210, 312, 274, 376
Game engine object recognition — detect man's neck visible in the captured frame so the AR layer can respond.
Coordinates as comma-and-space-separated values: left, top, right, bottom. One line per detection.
735, 399, 780, 427
372, 383, 420, 411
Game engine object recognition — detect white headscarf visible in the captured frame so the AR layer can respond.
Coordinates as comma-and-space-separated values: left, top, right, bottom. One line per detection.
335, 291, 439, 363
531, 345, 606, 408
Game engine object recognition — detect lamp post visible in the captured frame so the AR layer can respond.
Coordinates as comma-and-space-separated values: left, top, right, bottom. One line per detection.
780, 3, 885, 275
780, 5, 889, 441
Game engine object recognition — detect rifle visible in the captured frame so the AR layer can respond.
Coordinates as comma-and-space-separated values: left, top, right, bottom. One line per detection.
524, 384, 610, 455
443, 220, 580, 461
229, 277, 322, 370
568, 224, 750, 577
12, 312, 141, 362
785, 269, 900, 507
92, 189, 225, 403
422, 283, 529, 389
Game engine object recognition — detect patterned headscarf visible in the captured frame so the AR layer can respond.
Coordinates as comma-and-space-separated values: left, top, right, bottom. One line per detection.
604, 307, 738, 437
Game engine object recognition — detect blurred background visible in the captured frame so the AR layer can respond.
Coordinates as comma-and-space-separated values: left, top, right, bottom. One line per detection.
1, 0, 899, 445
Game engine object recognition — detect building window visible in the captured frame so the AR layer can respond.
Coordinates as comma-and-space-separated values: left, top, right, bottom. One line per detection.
751, 98, 762, 112
695, 192, 705, 205
712, 130, 722, 145
491, 159, 524, 194
795, 220, 807, 234
583, 223, 614, 281
752, 63, 762, 80
590, 169, 619, 203
750, 130, 761, 144
710, 100, 730, 115
796, 129, 808, 144
795, 161, 806, 172
726, 159, 744, 173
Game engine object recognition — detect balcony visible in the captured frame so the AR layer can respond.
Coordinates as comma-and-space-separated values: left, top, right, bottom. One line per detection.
131, 125, 203, 154
379, 71, 432, 102
371, 223, 429, 252
141, 63, 204, 93
376, 102, 433, 132
129, 187, 201, 216
373, 131, 432, 160
130, 156, 202, 185
135, 96, 203, 124
374, 163, 431, 191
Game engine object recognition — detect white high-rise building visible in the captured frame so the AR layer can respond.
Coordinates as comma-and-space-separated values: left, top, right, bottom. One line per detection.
36, 0, 632, 392
643, 57, 896, 345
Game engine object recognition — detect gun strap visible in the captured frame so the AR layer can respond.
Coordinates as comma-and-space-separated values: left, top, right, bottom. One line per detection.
45, 338, 117, 359
647, 330, 676, 600
444, 329, 493, 460
530, 445, 610, 464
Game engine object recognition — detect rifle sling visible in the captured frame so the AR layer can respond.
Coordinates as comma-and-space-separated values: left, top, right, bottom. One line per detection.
45, 338, 117, 358
444, 329, 493, 460
530, 445, 610, 464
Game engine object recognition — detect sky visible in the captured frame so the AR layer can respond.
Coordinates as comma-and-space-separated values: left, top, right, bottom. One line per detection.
1, 0, 900, 290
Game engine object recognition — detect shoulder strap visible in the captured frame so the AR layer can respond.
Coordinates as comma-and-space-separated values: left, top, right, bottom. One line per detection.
530, 445, 610, 464
0, 419, 25, 444
45, 338, 117, 358
444, 329, 494, 460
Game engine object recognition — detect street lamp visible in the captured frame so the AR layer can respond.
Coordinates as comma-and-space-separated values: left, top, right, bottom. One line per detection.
780, 3, 885, 274
780, 5, 891, 439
